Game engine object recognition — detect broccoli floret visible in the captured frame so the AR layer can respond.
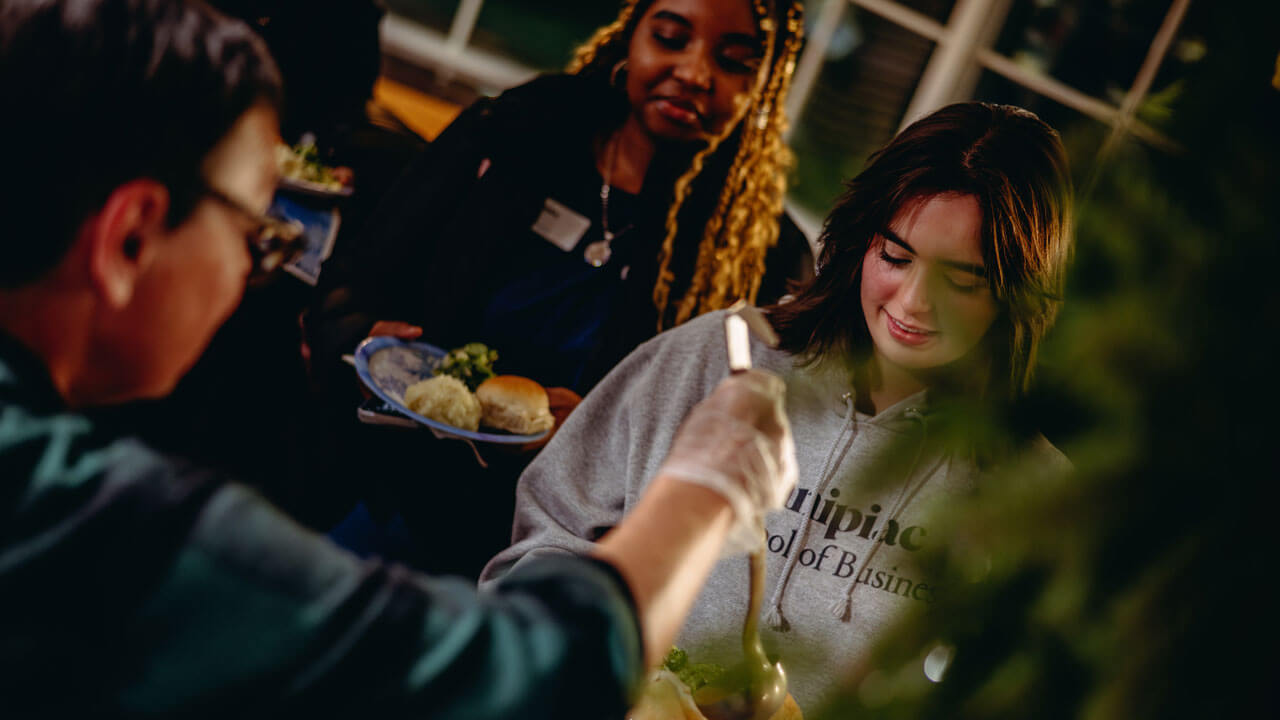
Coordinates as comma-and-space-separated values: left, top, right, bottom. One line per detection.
663, 647, 688, 673
661, 647, 723, 691
437, 342, 498, 391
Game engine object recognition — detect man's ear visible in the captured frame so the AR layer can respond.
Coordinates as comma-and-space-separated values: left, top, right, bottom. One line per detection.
85, 179, 171, 309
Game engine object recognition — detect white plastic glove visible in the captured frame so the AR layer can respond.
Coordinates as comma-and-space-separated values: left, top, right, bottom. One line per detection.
656, 369, 798, 555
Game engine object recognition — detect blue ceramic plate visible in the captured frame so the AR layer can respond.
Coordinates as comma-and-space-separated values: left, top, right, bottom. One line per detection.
353, 336, 548, 444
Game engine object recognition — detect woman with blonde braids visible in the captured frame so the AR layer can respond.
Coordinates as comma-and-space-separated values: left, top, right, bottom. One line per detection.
311, 0, 811, 400
304, 0, 812, 579
567, 0, 807, 331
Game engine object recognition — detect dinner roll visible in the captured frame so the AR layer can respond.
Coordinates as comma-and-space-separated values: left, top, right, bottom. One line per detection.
475, 375, 555, 435
404, 375, 481, 431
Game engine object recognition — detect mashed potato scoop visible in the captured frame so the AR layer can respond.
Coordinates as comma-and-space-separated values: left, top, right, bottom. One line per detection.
404, 375, 481, 431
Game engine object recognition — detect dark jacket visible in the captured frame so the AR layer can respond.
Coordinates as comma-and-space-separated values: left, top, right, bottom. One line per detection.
308, 73, 814, 395
0, 332, 642, 717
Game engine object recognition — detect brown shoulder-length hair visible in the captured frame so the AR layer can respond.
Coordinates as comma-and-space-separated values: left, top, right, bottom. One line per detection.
769, 102, 1074, 401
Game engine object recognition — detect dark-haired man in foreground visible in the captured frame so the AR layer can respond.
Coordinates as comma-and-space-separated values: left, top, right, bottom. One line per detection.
0, 1, 795, 715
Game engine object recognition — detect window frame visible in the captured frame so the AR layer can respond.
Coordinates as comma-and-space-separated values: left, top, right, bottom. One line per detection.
787, 0, 1190, 154
383, 0, 1193, 234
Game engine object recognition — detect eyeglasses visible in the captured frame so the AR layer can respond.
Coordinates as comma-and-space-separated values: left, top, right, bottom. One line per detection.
201, 184, 306, 284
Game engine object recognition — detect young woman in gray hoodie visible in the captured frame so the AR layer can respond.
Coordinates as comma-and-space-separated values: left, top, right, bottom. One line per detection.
482, 101, 1076, 709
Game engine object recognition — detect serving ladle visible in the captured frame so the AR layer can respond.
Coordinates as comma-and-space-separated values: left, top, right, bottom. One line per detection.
695, 543, 788, 720
696, 305, 788, 720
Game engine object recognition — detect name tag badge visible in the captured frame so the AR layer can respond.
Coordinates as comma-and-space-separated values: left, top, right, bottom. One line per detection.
531, 198, 591, 252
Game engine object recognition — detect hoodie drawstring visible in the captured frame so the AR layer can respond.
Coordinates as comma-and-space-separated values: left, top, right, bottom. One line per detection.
764, 392, 858, 632
830, 407, 937, 622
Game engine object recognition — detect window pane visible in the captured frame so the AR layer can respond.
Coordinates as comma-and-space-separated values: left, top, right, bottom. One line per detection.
892, 0, 958, 24
383, 0, 458, 34
471, 1, 619, 71
788, 3, 948, 215
383, 0, 616, 71
1140, 0, 1211, 131
989, 0, 1175, 106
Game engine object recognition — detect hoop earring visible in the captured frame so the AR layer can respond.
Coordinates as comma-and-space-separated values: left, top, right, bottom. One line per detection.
610, 59, 628, 87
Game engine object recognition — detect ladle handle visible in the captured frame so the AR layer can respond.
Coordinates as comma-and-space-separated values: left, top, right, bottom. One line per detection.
743, 522, 769, 666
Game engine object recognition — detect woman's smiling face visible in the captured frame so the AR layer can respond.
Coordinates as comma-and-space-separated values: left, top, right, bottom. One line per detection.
860, 193, 999, 377
624, 0, 765, 142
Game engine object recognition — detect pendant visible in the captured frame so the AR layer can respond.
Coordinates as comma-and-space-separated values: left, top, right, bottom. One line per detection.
584, 234, 613, 267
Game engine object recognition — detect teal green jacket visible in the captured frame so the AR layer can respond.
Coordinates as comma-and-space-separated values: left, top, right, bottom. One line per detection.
0, 332, 642, 717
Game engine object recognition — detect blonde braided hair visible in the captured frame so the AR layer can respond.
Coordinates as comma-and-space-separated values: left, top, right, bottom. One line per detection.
569, 0, 805, 329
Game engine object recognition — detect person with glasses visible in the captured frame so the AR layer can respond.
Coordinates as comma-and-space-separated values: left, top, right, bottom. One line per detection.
200, 183, 307, 283
0, 1, 797, 715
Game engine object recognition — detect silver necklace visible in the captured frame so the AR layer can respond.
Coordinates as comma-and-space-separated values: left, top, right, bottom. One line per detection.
584, 134, 633, 267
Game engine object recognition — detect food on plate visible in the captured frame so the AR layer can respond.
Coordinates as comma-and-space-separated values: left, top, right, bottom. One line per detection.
390, 342, 551, 435
628, 670, 705, 720
627, 649, 802, 720
276, 141, 351, 190
436, 342, 499, 391
475, 375, 555, 435
403, 375, 481, 431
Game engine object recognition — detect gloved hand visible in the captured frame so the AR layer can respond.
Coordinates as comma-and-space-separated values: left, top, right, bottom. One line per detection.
657, 369, 797, 555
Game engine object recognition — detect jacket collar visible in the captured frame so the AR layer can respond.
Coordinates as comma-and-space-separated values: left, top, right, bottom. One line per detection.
0, 329, 66, 413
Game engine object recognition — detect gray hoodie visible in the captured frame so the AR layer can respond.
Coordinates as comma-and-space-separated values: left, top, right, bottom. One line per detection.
482, 310, 1069, 708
